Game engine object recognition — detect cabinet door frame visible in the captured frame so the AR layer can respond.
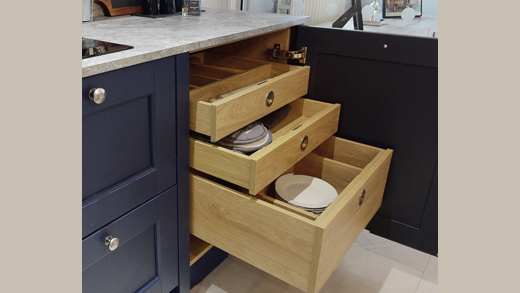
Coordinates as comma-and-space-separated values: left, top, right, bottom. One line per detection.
82, 186, 178, 293
82, 57, 178, 238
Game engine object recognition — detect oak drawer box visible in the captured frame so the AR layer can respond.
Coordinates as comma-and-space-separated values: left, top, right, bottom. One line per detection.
190, 136, 393, 293
190, 98, 340, 195
189, 52, 311, 142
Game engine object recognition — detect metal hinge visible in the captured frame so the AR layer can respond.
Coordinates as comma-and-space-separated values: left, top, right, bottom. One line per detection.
271, 44, 307, 64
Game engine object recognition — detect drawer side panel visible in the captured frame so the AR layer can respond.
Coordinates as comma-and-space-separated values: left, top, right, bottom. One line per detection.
313, 149, 393, 292
190, 174, 318, 292
189, 138, 251, 188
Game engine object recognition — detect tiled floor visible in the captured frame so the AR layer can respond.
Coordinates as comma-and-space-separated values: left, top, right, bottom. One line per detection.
191, 230, 438, 293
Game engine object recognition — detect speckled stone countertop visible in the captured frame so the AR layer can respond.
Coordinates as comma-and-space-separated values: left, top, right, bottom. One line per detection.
82, 9, 309, 77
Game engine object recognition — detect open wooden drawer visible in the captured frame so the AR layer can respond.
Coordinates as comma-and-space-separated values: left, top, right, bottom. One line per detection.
189, 52, 311, 142
190, 136, 392, 293
190, 98, 340, 195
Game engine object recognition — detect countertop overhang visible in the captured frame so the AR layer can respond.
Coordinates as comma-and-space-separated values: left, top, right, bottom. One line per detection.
82, 8, 310, 77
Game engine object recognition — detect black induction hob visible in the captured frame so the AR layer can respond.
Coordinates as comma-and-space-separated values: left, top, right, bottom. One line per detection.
82, 38, 134, 59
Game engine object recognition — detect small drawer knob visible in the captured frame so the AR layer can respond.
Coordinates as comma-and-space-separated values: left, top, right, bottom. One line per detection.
266, 91, 274, 107
105, 236, 119, 251
301, 135, 309, 151
89, 88, 106, 104
359, 189, 366, 206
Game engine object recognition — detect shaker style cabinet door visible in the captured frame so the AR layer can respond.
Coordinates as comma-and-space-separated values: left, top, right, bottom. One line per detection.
82, 57, 177, 238
82, 187, 178, 293
294, 26, 438, 255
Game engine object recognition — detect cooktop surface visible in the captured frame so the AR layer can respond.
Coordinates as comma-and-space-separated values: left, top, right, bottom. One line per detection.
82, 38, 134, 59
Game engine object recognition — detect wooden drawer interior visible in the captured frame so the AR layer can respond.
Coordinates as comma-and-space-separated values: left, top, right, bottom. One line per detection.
190, 98, 340, 195
190, 136, 393, 293
189, 52, 310, 142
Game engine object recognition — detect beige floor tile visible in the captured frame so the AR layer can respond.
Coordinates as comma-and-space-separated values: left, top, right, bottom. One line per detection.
415, 279, 438, 293
255, 273, 305, 293
421, 256, 438, 284
356, 230, 431, 272
247, 284, 280, 293
194, 256, 264, 293
318, 242, 423, 293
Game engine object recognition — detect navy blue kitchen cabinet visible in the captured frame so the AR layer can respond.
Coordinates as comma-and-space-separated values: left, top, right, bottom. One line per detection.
83, 187, 178, 293
82, 53, 190, 293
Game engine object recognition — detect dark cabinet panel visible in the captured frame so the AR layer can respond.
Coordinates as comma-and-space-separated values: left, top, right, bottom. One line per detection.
83, 96, 153, 199
295, 26, 438, 255
82, 187, 178, 293
82, 57, 177, 238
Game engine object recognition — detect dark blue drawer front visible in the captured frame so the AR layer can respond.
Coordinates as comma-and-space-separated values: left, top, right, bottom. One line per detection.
83, 186, 179, 293
82, 57, 178, 237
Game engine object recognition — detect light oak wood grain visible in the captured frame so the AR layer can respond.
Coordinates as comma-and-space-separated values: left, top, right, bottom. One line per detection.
294, 152, 362, 195
190, 64, 237, 80
206, 28, 292, 63
313, 136, 382, 169
190, 137, 251, 188
189, 234, 213, 266
190, 174, 318, 292
188, 52, 310, 141
190, 137, 393, 293
212, 65, 310, 141
255, 192, 318, 221
313, 149, 393, 292
249, 101, 340, 195
189, 64, 272, 135
190, 98, 340, 195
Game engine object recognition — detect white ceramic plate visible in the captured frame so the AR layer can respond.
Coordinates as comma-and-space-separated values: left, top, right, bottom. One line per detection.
275, 174, 338, 209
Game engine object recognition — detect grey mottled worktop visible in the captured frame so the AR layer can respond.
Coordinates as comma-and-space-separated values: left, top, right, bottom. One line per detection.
82, 9, 309, 77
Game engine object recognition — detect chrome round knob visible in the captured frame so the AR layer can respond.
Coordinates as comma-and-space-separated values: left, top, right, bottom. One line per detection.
105, 236, 119, 251
266, 91, 274, 107
89, 88, 106, 104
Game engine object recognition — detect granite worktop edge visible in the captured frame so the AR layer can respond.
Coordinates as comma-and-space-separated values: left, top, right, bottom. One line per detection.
82, 10, 310, 78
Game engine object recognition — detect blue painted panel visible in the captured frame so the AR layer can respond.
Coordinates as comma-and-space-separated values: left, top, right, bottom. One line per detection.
82, 58, 178, 237
83, 187, 178, 293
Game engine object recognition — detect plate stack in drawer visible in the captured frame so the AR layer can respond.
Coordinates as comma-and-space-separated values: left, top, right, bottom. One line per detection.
188, 50, 393, 293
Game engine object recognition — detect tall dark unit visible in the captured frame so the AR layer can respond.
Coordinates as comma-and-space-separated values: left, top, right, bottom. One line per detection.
294, 26, 438, 255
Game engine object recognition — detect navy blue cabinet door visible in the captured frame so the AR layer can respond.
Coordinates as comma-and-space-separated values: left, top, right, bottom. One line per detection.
82, 57, 177, 238
295, 26, 438, 255
83, 187, 178, 293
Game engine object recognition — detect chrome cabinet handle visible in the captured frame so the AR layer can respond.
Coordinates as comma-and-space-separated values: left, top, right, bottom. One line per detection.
89, 88, 106, 104
301, 135, 309, 151
105, 236, 119, 251
359, 189, 366, 206
266, 91, 274, 107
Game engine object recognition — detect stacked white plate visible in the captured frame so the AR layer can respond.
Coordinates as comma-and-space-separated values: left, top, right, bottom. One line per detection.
275, 174, 338, 215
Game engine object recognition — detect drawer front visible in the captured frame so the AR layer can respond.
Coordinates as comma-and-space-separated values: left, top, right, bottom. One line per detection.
189, 53, 310, 142
190, 137, 392, 293
83, 187, 178, 293
190, 99, 340, 195
82, 58, 177, 237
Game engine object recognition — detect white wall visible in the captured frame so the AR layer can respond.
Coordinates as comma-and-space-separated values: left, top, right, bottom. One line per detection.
201, 0, 240, 9
202, 0, 437, 16
422, 0, 438, 16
